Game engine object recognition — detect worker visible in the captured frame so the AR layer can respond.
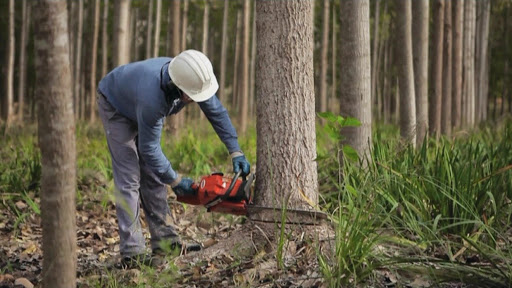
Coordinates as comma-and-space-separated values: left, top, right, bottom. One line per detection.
96, 49, 251, 268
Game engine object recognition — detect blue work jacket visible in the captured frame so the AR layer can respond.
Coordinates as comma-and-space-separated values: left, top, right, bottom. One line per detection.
98, 57, 240, 184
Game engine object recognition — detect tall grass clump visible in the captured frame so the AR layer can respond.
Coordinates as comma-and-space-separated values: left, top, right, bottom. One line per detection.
317, 115, 512, 286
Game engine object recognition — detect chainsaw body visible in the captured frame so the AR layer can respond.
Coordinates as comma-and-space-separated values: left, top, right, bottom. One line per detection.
176, 172, 253, 216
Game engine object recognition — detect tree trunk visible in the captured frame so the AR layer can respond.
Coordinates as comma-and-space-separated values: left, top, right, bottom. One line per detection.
339, 0, 372, 165
249, 0, 257, 117
146, 0, 153, 59
232, 10, 242, 111
441, 0, 452, 136
4, 0, 15, 127
462, 0, 475, 127
319, 0, 330, 114
412, 0, 429, 146
33, 1, 76, 287
101, 0, 109, 77
218, 0, 229, 101
476, 0, 490, 122
113, 0, 130, 67
181, 0, 189, 51
371, 0, 380, 115
255, 0, 318, 209
239, 0, 250, 134
395, 0, 416, 146
202, 1, 210, 54
452, 0, 463, 129
153, 0, 162, 57
331, 7, 337, 113
167, 0, 182, 135
74, 0, 84, 118
89, 0, 100, 122
17, 0, 28, 122
429, 0, 444, 138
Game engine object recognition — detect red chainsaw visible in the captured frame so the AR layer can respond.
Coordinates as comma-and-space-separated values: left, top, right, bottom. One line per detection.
176, 171, 254, 215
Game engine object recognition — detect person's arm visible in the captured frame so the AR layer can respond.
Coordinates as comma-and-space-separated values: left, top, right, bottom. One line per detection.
136, 105, 180, 185
198, 95, 241, 153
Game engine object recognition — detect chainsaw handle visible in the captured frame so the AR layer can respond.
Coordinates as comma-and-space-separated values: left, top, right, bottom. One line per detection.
223, 170, 244, 198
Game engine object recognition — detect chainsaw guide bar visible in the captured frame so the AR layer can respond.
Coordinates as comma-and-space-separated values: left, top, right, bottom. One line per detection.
246, 205, 328, 225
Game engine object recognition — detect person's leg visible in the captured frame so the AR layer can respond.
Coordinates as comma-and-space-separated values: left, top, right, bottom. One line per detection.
97, 93, 146, 256
138, 153, 180, 251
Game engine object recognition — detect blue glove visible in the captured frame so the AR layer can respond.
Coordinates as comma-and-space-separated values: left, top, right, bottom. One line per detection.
172, 177, 195, 196
232, 155, 251, 177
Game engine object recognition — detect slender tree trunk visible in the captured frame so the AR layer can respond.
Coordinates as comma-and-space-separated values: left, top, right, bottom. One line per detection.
232, 10, 242, 111
219, 0, 229, 101
429, 0, 444, 138
255, 0, 318, 209
101, 0, 109, 76
395, 0, 416, 146
153, 0, 162, 57
462, 0, 475, 127
441, 0, 452, 136
18, 0, 29, 122
146, 0, 153, 59
167, 0, 182, 135
331, 8, 337, 113
452, 0, 463, 129
477, 0, 490, 122
319, 0, 330, 114
181, 0, 189, 51
202, 1, 210, 54
4, 0, 15, 127
89, 0, 100, 122
371, 0, 380, 114
113, 0, 131, 67
339, 0, 372, 165
239, 0, 250, 134
383, 37, 391, 123
33, 1, 76, 287
412, 0, 429, 146
249, 1, 257, 118
74, 0, 84, 118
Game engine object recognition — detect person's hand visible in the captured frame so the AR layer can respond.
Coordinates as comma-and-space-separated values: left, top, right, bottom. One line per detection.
232, 154, 251, 177
172, 177, 195, 196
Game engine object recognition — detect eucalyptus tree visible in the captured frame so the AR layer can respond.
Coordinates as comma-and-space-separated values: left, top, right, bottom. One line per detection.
33, 0, 76, 286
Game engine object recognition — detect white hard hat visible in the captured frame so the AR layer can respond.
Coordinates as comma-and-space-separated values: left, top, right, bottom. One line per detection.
168, 49, 219, 102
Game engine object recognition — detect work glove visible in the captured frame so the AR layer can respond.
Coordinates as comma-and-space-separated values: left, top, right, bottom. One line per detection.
171, 177, 195, 196
231, 152, 251, 177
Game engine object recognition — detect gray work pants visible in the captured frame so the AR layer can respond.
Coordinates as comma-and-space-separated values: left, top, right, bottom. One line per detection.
97, 92, 179, 256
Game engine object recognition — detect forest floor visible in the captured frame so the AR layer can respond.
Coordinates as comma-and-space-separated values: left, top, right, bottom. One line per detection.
0, 187, 481, 288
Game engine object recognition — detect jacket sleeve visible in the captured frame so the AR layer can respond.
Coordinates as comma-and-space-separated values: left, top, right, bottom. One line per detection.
136, 104, 178, 184
198, 95, 241, 153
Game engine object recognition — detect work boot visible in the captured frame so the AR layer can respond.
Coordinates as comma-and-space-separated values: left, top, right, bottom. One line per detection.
114, 253, 157, 269
153, 240, 202, 256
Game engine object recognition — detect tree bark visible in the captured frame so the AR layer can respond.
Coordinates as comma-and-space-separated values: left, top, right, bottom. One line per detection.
202, 1, 210, 54
476, 0, 490, 122
429, 0, 444, 138
89, 0, 100, 122
441, 0, 452, 136
239, 0, 250, 134
395, 0, 416, 146
113, 0, 131, 67
33, 1, 76, 287
452, 0, 463, 129
153, 0, 162, 57
4, 0, 15, 127
255, 0, 318, 209
232, 10, 242, 111
339, 0, 372, 164
412, 0, 429, 146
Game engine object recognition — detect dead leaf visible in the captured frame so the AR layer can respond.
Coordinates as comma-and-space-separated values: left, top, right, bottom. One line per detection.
15, 201, 27, 210
14, 277, 34, 288
0, 274, 14, 282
